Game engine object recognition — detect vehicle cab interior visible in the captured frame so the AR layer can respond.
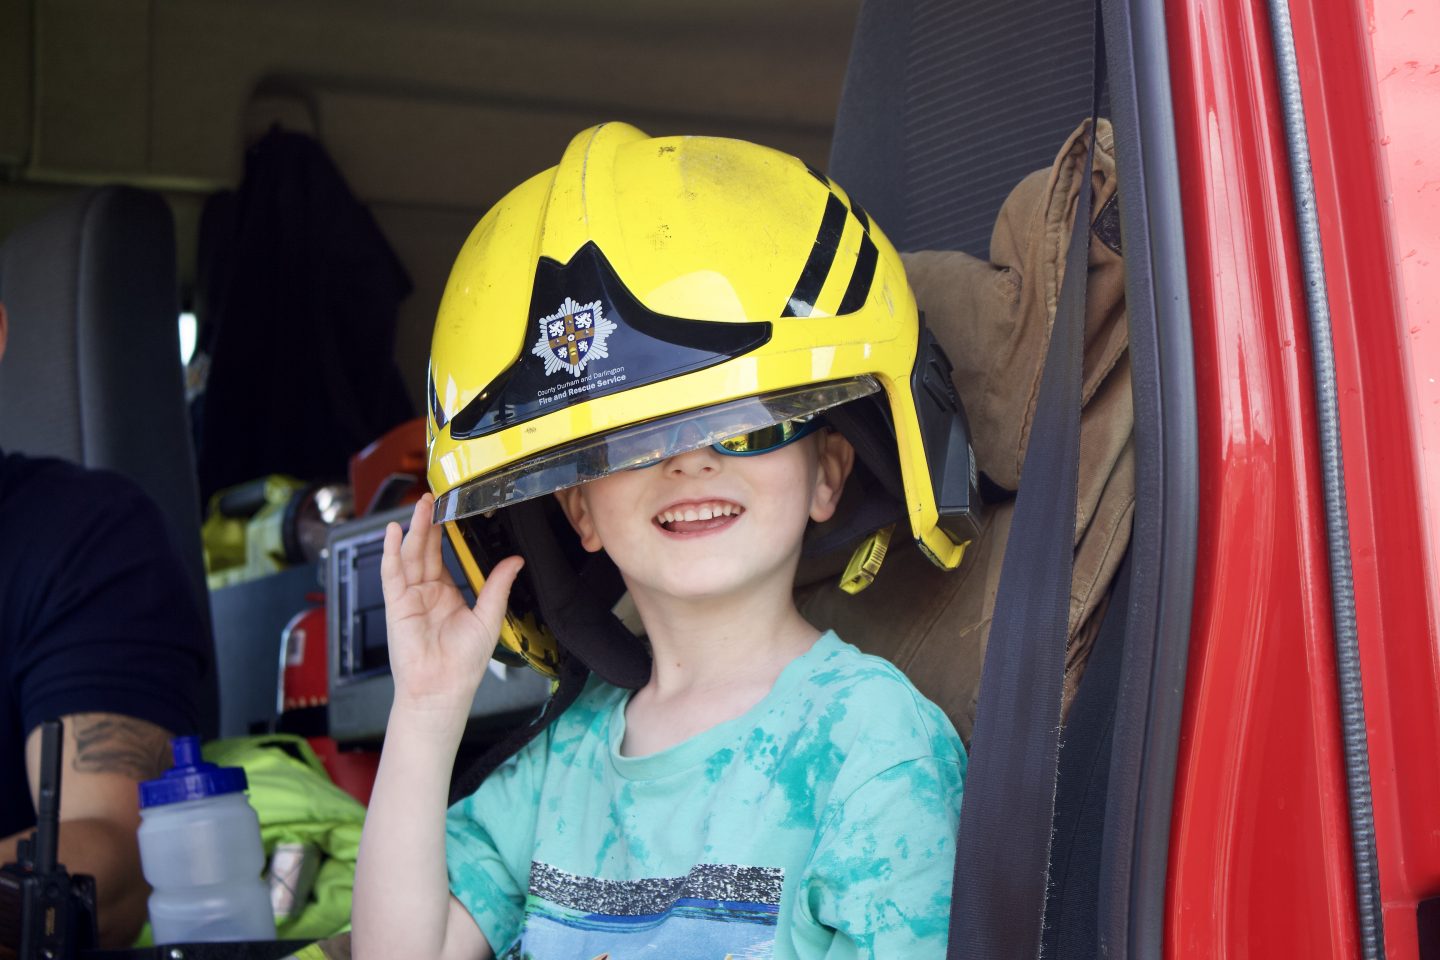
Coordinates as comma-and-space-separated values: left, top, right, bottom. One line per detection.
1, 0, 1435, 957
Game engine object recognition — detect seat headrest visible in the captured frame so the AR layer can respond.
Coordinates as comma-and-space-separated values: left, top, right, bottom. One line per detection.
0, 185, 209, 634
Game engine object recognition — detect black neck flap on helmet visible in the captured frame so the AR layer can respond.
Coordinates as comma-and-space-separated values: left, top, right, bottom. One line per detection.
504, 496, 649, 689
447, 496, 648, 804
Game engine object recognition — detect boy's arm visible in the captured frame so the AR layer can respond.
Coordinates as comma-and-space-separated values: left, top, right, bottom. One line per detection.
350, 497, 521, 960
353, 704, 493, 960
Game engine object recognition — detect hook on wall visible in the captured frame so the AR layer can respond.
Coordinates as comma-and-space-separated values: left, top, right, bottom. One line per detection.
243, 76, 322, 148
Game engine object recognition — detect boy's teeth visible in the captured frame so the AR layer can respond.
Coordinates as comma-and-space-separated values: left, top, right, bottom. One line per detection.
655, 502, 741, 525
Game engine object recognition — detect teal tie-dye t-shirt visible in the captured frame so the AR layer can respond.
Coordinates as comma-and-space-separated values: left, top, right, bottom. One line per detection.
445, 631, 967, 960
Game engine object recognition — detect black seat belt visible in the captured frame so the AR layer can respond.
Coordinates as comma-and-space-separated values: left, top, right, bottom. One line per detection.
946, 7, 1106, 957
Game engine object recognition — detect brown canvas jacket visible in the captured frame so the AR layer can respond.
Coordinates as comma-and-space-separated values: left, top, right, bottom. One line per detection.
797, 119, 1134, 741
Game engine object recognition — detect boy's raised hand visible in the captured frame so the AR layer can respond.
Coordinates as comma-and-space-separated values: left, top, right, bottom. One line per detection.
380, 494, 524, 716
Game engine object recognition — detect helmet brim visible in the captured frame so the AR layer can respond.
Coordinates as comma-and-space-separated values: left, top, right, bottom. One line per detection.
433, 375, 880, 524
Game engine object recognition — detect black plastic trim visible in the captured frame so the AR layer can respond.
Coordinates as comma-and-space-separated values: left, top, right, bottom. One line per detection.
1096, 0, 1199, 954
83, 940, 314, 959
1418, 898, 1440, 960
908, 321, 981, 545
448, 242, 772, 441
428, 365, 447, 429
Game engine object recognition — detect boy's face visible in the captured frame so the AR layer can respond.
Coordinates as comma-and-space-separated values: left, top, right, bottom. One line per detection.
555, 428, 854, 606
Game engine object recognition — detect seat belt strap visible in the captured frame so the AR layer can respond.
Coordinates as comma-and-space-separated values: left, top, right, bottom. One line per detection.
945, 7, 1105, 957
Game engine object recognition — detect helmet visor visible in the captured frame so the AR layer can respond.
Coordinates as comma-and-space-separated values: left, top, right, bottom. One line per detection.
434, 375, 880, 524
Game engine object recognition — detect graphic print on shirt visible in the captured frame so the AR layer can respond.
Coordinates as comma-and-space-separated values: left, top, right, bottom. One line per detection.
499, 861, 783, 960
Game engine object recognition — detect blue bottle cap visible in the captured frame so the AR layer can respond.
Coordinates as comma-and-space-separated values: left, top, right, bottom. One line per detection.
138, 736, 248, 808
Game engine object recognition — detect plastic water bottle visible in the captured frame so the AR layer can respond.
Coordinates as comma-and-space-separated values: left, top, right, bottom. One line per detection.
137, 737, 275, 943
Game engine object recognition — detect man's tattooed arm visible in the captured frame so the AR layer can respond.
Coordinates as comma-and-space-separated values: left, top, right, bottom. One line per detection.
69, 713, 173, 780
9, 713, 180, 946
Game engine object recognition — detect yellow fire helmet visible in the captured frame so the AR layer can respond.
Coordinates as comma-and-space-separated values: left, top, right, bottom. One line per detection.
427, 122, 980, 685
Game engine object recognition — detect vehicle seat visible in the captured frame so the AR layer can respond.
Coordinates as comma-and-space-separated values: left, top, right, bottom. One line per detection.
828, 0, 1105, 256
798, 0, 1129, 742
0, 186, 219, 737
798, 119, 1132, 740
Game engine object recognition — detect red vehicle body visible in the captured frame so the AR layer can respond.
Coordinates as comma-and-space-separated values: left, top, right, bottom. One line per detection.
2, 0, 1436, 954
1166, 0, 1439, 954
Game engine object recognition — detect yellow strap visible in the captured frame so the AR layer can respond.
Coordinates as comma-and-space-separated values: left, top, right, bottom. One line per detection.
839, 524, 896, 594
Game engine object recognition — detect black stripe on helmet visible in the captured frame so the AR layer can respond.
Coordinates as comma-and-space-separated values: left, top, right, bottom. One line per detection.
803, 162, 830, 188
852, 203, 871, 236
783, 193, 847, 318
837, 233, 879, 315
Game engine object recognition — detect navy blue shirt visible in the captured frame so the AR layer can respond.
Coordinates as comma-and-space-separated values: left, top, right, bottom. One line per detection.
1, 449, 211, 837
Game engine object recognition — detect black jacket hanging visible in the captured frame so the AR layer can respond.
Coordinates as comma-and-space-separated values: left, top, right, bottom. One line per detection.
196, 127, 414, 501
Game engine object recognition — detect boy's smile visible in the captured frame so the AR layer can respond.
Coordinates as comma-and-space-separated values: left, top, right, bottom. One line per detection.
653, 498, 746, 536
555, 430, 853, 609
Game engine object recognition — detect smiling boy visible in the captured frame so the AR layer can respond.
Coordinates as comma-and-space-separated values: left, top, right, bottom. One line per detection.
352, 123, 976, 960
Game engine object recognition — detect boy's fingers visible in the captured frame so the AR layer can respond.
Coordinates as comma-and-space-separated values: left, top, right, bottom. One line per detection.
420, 494, 445, 583
399, 497, 430, 584
471, 556, 524, 635
379, 522, 405, 605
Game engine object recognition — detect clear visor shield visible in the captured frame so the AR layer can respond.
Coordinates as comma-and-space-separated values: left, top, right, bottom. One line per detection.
433, 376, 880, 524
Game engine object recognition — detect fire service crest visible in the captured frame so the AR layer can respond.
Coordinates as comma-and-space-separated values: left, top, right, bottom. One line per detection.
532, 297, 617, 378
